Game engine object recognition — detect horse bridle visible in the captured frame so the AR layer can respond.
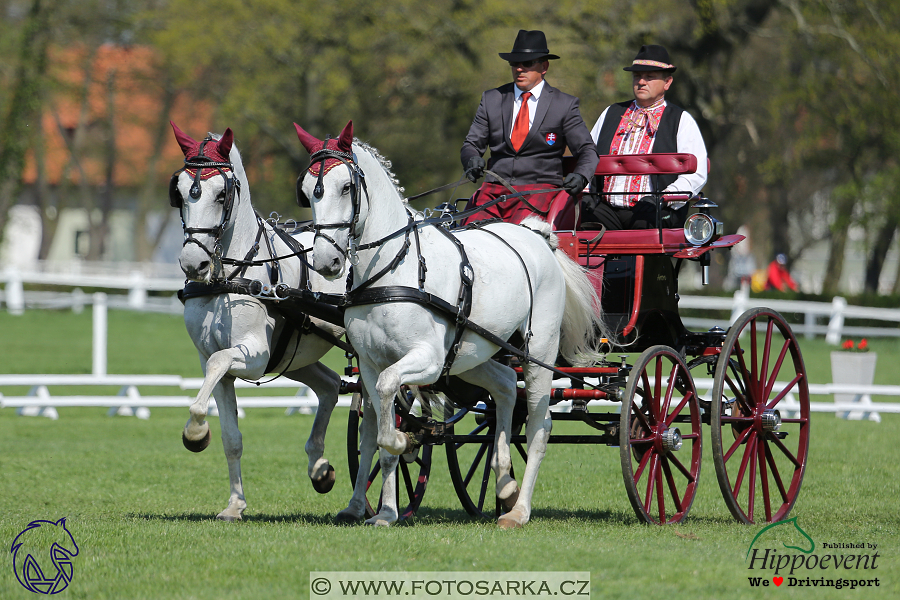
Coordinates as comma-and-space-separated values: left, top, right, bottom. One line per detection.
297, 137, 367, 262
169, 137, 240, 268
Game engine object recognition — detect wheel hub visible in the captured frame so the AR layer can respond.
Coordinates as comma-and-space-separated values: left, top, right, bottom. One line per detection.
661, 427, 683, 452
761, 409, 781, 432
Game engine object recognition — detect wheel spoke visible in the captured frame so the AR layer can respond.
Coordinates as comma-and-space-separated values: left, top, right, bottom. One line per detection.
631, 400, 654, 432
763, 337, 792, 400
757, 435, 772, 521
477, 443, 493, 512
401, 462, 414, 500
661, 456, 684, 514
656, 458, 667, 523
763, 437, 790, 503
661, 363, 678, 417
633, 439, 654, 482
666, 452, 696, 483
769, 433, 802, 469
664, 393, 692, 427
747, 433, 759, 522
731, 431, 757, 499
643, 454, 659, 511
723, 420, 754, 462
653, 358, 663, 422
463, 443, 489, 487
725, 365, 753, 415
766, 373, 804, 410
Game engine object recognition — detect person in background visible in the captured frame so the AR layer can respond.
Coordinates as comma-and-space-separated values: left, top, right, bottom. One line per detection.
460, 29, 598, 225
765, 253, 799, 292
584, 44, 707, 230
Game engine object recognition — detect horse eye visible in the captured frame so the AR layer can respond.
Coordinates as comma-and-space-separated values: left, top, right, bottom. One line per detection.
342, 183, 352, 195
216, 190, 227, 203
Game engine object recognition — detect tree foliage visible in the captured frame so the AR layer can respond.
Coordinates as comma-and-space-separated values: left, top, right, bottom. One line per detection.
1, 0, 899, 292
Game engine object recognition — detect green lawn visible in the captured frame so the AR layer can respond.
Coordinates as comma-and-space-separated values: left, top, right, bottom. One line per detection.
1, 309, 898, 599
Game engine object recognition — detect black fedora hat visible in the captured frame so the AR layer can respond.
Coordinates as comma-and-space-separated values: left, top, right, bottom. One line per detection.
499, 30, 560, 62
623, 44, 676, 72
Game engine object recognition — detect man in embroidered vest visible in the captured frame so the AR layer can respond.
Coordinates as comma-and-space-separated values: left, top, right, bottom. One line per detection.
460, 30, 598, 225
584, 44, 707, 230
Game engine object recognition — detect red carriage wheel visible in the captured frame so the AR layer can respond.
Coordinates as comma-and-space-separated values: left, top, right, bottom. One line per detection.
710, 308, 810, 524
346, 393, 432, 521
620, 345, 702, 525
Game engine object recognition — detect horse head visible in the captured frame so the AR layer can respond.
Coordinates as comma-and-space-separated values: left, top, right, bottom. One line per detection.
294, 121, 360, 279
170, 122, 241, 283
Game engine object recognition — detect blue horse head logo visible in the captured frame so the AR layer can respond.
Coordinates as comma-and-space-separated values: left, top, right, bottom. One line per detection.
11, 518, 79, 594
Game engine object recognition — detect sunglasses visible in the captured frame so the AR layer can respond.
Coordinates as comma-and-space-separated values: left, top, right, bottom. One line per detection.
508, 59, 542, 68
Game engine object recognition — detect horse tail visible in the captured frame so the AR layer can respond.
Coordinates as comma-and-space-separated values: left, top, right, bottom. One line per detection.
519, 217, 607, 366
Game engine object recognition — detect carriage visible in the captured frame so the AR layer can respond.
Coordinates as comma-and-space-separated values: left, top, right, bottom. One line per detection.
171, 124, 809, 527
339, 152, 810, 526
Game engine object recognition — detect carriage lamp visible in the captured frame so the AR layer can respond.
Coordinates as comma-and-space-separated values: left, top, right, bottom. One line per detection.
684, 213, 723, 246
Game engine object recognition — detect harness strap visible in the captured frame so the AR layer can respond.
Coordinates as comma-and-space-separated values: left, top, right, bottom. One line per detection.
345, 285, 601, 389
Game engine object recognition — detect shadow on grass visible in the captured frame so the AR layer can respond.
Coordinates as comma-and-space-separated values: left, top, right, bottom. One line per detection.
128, 507, 739, 527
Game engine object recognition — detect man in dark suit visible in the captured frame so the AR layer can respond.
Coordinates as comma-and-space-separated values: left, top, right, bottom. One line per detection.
460, 30, 598, 224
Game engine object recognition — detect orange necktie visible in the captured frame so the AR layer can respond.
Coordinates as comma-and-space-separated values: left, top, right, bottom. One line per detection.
511, 91, 531, 152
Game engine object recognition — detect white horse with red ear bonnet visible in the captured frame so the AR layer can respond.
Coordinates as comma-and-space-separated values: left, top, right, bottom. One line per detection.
170, 122, 348, 521
294, 120, 604, 528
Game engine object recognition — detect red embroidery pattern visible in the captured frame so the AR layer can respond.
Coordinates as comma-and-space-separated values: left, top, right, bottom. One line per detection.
605, 100, 666, 206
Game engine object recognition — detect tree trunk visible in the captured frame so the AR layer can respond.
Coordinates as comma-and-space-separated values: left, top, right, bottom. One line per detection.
864, 219, 897, 294
821, 189, 857, 295
0, 0, 50, 247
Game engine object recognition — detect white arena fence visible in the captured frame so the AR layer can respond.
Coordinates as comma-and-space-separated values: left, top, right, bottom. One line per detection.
1, 266, 898, 421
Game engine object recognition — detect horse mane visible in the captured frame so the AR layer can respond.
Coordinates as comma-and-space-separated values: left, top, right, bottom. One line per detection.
353, 138, 406, 201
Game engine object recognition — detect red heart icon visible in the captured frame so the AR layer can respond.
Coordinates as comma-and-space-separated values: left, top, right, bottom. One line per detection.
773, 577, 783, 586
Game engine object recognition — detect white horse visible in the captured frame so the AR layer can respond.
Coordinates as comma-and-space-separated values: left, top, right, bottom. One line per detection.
294, 121, 604, 528
171, 123, 347, 521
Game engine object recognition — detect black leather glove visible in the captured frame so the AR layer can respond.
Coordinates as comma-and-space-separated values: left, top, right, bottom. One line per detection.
465, 156, 486, 183
562, 173, 587, 195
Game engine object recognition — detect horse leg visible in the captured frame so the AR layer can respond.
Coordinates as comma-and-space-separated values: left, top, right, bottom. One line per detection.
455, 360, 520, 515
183, 348, 239, 451
373, 346, 444, 455
214, 376, 247, 521
286, 362, 342, 493
336, 386, 377, 524
497, 362, 554, 530
365, 447, 399, 527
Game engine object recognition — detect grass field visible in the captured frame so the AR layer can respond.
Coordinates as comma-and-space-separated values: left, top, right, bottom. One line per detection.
1, 309, 899, 599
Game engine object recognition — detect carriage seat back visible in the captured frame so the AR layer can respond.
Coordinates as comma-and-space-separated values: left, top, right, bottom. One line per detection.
550, 153, 699, 230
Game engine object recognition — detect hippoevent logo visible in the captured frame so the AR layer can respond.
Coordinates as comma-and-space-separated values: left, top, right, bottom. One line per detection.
745, 517, 880, 590
10, 518, 79, 594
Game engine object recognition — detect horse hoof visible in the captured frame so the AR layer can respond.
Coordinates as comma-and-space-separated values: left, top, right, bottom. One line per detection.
499, 486, 520, 512
182, 428, 211, 453
498, 515, 524, 530
216, 513, 242, 522
334, 511, 361, 525
312, 465, 336, 494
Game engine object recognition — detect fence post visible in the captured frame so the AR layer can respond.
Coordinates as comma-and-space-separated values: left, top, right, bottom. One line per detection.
826, 296, 847, 345
128, 271, 147, 309
93, 292, 108, 377
4, 267, 25, 315
730, 286, 748, 325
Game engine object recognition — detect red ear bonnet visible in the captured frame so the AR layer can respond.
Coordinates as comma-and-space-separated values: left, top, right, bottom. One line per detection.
295, 120, 354, 176
170, 122, 233, 179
